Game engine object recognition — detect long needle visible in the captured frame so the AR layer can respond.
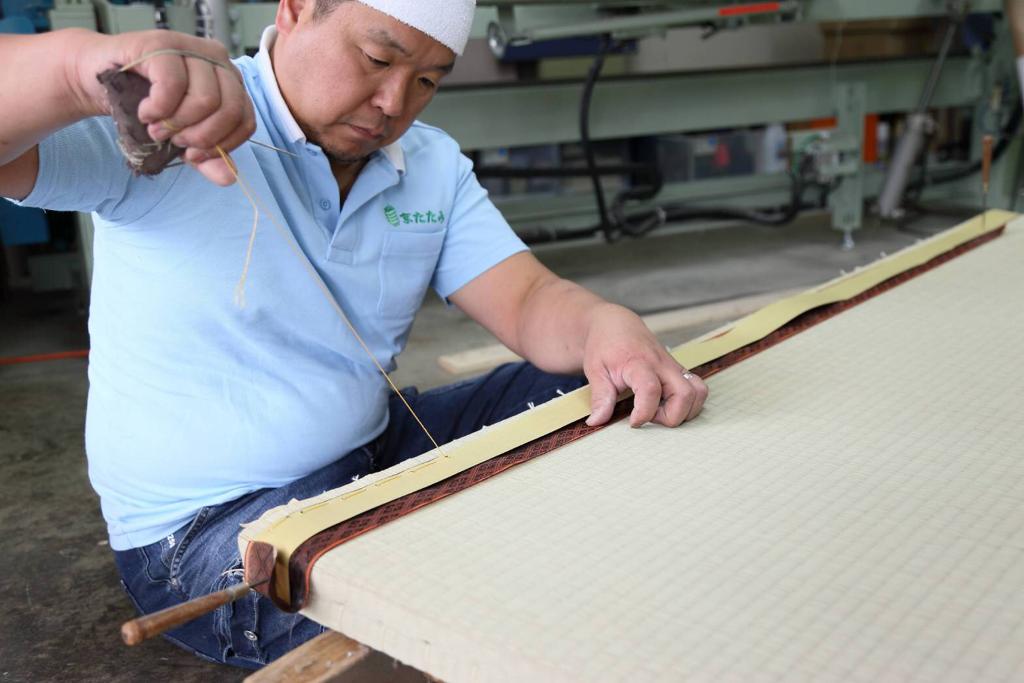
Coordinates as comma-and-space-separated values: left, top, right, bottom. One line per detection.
214, 145, 446, 455
124, 50, 446, 455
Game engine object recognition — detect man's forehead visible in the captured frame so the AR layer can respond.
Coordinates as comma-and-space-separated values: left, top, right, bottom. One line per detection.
353, 0, 474, 57
366, 27, 409, 56
362, 24, 456, 72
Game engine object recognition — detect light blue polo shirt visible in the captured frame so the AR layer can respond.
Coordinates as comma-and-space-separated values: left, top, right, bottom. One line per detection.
10, 27, 527, 550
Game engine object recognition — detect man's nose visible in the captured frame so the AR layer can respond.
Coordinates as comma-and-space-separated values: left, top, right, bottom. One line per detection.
372, 74, 407, 118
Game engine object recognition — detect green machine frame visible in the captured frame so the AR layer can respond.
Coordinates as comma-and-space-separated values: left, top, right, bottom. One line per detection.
52, 0, 1022, 244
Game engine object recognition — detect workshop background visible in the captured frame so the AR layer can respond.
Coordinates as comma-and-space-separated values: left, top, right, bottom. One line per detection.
2, 1, 1020, 681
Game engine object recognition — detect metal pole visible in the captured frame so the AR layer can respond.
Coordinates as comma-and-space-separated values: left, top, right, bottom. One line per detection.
193, 0, 232, 48
877, 3, 966, 219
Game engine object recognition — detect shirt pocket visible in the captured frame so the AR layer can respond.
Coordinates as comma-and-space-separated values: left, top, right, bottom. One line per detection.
377, 229, 446, 319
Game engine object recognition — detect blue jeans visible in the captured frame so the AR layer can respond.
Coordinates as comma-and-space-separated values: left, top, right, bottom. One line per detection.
114, 362, 585, 669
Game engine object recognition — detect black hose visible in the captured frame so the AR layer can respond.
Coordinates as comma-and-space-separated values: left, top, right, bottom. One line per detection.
666, 167, 808, 227
475, 163, 655, 179
518, 225, 607, 245
574, 36, 811, 242
609, 156, 665, 238
515, 155, 818, 245
518, 165, 821, 246
510, 24, 1020, 246
579, 36, 616, 240
606, 151, 816, 240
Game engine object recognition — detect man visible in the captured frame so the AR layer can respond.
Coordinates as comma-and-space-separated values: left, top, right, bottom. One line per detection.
0, 0, 707, 668
1008, 0, 1024, 97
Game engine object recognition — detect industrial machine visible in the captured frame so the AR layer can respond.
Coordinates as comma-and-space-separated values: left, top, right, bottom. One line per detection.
29, 0, 1024, 252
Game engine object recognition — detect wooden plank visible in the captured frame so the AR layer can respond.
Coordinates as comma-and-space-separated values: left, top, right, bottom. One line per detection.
436, 344, 520, 376
436, 288, 802, 376
245, 630, 370, 683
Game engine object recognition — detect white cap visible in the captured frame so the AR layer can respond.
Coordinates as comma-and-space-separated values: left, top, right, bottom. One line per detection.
357, 0, 476, 56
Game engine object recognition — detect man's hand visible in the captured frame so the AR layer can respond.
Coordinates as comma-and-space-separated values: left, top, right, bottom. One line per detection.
451, 252, 709, 429
1, 29, 255, 192
68, 29, 256, 185
1007, 0, 1024, 57
582, 303, 708, 428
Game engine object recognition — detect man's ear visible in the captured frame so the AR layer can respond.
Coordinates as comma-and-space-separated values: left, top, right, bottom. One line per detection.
276, 0, 306, 35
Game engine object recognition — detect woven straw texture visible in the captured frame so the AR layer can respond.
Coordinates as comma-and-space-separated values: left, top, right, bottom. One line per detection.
303, 220, 1024, 682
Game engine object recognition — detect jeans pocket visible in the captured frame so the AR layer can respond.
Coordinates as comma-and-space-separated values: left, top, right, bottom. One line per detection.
212, 556, 265, 666
167, 506, 214, 592
119, 578, 146, 614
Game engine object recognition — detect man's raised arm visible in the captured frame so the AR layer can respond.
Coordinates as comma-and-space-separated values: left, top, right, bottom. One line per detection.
0, 29, 256, 199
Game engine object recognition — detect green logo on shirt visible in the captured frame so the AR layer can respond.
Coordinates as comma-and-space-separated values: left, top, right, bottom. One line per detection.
383, 204, 446, 226
384, 204, 400, 227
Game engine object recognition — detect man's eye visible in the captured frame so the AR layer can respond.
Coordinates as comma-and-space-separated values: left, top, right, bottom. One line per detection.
365, 52, 389, 67
419, 78, 437, 90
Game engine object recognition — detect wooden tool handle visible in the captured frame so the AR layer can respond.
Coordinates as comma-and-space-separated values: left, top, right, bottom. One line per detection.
121, 581, 252, 646
981, 134, 994, 194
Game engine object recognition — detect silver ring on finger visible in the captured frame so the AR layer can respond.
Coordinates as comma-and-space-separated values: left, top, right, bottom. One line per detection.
682, 372, 696, 381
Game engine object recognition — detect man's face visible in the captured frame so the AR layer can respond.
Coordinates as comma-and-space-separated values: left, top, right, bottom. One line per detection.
273, 0, 455, 165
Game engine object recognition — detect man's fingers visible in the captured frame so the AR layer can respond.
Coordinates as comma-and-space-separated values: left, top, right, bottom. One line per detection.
128, 45, 254, 188
136, 52, 189, 126
683, 371, 709, 421
126, 36, 240, 152
193, 157, 237, 187
210, 65, 256, 152
652, 370, 691, 428
181, 129, 256, 190
651, 367, 708, 427
214, 116, 257, 156
181, 114, 253, 170
171, 64, 251, 153
623, 362, 662, 428
585, 369, 618, 427
164, 56, 221, 140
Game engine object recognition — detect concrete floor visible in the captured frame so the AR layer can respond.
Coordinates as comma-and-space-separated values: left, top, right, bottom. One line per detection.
0, 211, 966, 682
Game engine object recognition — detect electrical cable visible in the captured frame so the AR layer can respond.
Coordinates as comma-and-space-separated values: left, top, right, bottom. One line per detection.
474, 163, 657, 180
496, 33, 847, 246
573, 36, 812, 243
492, 15, 1017, 246
579, 36, 617, 240
516, 155, 823, 246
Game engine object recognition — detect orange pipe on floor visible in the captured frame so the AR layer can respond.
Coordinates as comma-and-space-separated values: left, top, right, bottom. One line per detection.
0, 350, 89, 366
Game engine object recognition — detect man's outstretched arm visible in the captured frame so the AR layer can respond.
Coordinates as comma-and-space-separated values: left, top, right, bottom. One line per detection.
0, 28, 256, 199
450, 252, 709, 428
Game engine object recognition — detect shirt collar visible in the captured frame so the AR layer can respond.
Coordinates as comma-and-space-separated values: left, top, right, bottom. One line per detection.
255, 26, 406, 174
